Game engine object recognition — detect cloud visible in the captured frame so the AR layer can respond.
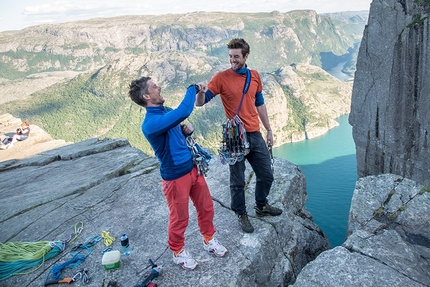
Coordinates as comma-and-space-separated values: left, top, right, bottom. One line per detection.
21, 1, 131, 25
1, 0, 370, 32
22, 2, 68, 15
20, 0, 370, 21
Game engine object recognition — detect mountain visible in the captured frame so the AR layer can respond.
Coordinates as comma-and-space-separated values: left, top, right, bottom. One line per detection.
0, 10, 367, 154
292, 1, 430, 285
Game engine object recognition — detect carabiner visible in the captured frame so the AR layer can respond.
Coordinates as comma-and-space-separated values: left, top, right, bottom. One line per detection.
72, 270, 82, 282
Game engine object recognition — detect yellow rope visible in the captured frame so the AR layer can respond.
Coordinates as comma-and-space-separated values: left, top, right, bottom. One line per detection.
101, 231, 115, 246
0, 241, 52, 262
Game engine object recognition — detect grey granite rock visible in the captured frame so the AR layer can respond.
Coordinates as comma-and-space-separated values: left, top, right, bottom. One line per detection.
292, 174, 430, 287
349, 0, 430, 183
0, 137, 329, 287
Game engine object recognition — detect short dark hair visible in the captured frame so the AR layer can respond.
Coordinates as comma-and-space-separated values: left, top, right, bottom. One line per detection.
129, 77, 151, 107
227, 38, 250, 57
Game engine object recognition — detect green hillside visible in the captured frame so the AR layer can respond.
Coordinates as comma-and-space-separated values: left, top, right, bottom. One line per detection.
0, 10, 367, 154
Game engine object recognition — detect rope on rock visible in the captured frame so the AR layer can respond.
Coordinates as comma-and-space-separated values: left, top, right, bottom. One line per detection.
101, 231, 115, 246
0, 241, 63, 281
46, 235, 101, 282
0, 221, 84, 281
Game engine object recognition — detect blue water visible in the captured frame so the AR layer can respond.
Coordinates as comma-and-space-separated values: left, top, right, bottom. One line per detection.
273, 114, 357, 247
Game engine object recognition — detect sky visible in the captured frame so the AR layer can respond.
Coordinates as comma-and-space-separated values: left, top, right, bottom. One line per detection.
0, 0, 372, 32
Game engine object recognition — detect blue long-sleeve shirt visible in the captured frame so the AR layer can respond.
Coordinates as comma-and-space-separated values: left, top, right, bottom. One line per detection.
142, 86, 197, 180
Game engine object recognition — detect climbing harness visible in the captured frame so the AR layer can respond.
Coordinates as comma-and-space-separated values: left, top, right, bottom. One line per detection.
186, 136, 212, 176
0, 222, 83, 282
219, 69, 251, 165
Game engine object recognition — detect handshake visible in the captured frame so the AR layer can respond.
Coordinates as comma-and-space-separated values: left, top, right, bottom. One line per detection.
188, 83, 206, 93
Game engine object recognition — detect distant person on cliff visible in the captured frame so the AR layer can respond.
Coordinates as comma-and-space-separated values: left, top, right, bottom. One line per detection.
195, 38, 282, 233
0, 122, 30, 150
128, 77, 227, 270
15, 122, 31, 141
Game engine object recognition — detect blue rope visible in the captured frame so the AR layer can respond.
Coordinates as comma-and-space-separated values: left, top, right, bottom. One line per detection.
46, 235, 101, 281
0, 243, 63, 281
0, 223, 83, 282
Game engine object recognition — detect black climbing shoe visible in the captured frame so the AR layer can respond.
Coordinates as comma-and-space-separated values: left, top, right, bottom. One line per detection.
255, 203, 283, 217
238, 213, 254, 233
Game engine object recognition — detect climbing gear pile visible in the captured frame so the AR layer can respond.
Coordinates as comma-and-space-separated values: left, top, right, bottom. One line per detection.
186, 136, 212, 176
45, 235, 101, 284
219, 115, 250, 165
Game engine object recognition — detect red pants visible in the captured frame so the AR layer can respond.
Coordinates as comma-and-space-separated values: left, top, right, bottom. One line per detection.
162, 166, 216, 252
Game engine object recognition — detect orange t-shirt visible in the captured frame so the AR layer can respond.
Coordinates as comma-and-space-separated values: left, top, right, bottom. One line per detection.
207, 69, 262, 132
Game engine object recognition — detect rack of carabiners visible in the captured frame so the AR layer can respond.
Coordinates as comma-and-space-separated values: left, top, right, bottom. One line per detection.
186, 136, 211, 176
219, 115, 250, 165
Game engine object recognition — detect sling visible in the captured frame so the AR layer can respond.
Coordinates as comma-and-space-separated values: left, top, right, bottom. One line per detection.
219, 69, 251, 165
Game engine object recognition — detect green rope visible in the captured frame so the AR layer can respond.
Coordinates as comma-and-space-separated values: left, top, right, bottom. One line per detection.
0, 222, 84, 282
0, 241, 63, 281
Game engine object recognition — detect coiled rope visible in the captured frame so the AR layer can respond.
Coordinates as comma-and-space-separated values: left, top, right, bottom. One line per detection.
0, 222, 84, 281
0, 241, 63, 281
101, 231, 115, 246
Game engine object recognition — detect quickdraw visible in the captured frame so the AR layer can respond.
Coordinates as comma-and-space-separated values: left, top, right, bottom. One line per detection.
186, 136, 212, 176
219, 115, 249, 165
268, 145, 274, 172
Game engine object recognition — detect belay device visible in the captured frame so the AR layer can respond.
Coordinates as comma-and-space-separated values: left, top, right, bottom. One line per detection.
219, 69, 251, 165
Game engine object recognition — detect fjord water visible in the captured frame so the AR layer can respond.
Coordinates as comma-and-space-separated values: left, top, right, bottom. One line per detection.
273, 114, 356, 247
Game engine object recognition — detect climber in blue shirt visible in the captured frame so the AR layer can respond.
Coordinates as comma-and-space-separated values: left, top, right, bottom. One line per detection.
128, 77, 227, 270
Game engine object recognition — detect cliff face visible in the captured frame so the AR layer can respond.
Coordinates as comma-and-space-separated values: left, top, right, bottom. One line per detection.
292, 174, 430, 287
291, 1, 430, 285
349, 0, 430, 183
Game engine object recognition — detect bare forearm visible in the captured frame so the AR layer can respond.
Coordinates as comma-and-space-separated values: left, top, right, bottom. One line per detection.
195, 91, 205, 106
256, 104, 271, 131
195, 82, 207, 106
257, 104, 273, 146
